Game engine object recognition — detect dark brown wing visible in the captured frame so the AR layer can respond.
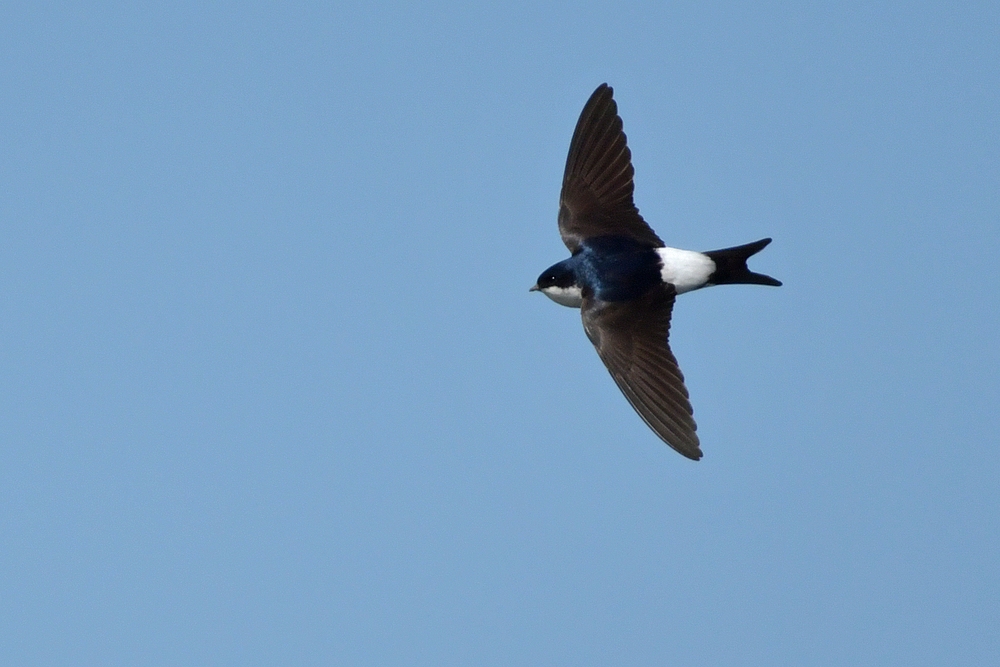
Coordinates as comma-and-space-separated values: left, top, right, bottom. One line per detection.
558, 84, 664, 253
581, 284, 701, 460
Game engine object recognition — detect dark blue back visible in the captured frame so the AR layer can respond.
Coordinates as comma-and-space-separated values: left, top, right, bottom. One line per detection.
574, 236, 662, 302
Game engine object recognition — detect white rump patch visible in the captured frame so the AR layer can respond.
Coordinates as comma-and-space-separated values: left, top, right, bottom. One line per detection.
655, 247, 716, 294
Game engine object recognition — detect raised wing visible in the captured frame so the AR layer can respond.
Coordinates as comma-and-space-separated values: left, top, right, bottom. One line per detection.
558, 84, 664, 253
581, 284, 701, 459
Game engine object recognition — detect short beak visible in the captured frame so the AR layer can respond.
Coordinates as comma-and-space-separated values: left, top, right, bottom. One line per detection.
529, 284, 540, 292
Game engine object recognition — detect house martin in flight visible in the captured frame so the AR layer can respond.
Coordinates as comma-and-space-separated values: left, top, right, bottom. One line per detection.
531, 84, 780, 460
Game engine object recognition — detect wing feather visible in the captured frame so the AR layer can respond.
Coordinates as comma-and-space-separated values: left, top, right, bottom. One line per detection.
581, 285, 701, 460
558, 84, 664, 252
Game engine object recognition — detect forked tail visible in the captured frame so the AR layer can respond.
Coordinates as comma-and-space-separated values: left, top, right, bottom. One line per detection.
704, 238, 782, 287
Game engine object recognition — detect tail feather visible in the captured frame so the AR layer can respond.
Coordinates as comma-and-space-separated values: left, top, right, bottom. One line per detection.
704, 238, 782, 287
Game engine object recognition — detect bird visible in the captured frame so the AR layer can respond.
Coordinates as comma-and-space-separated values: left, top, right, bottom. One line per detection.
530, 84, 781, 460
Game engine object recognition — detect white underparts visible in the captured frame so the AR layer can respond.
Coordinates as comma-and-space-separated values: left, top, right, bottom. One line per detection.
540, 284, 584, 308
656, 247, 716, 294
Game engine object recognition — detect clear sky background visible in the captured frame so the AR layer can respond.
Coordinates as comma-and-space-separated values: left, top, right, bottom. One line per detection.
2, 1, 998, 665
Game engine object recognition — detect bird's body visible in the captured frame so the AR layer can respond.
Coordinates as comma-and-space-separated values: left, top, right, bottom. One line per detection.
531, 84, 780, 460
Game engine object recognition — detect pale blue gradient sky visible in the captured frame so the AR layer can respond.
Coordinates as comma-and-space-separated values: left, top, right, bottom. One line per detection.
2, 2, 998, 665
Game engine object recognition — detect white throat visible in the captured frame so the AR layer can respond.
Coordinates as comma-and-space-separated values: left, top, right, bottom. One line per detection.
540, 284, 584, 308
656, 247, 716, 294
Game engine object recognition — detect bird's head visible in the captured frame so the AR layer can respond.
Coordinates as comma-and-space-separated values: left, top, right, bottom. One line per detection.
530, 261, 583, 308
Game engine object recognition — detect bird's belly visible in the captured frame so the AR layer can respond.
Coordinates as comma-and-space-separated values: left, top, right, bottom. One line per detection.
656, 247, 716, 294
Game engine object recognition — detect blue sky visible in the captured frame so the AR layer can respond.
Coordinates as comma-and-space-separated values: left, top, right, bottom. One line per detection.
2, 1, 998, 664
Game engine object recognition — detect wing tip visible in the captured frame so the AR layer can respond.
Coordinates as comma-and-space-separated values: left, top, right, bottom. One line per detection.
658, 428, 702, 461
679, 444, 703, 461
